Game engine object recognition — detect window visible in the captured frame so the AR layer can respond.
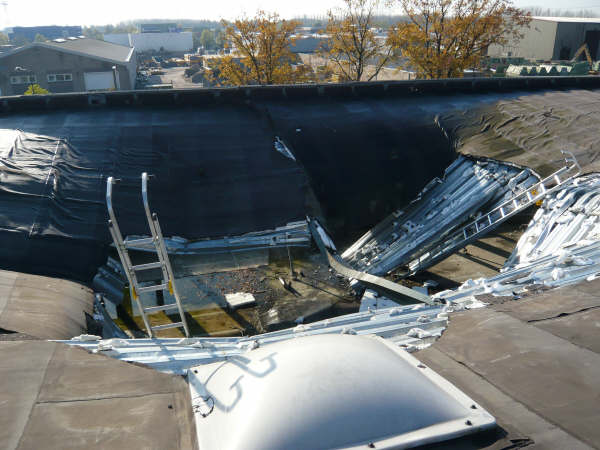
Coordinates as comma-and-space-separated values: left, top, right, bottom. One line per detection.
47, 73, 73, 83
10, 75, 37, 84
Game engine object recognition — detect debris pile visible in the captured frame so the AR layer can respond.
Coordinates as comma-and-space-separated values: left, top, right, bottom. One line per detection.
342, 156, 539, 276
435, 175, 600, 301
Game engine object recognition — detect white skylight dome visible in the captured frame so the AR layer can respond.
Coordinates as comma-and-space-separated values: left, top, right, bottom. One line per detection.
188, 334, 495, 449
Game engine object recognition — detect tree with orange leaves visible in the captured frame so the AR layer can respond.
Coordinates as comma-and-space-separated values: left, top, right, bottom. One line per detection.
391, 0, 531, 79
214, 11, 313, 86
322, 0, 396, 82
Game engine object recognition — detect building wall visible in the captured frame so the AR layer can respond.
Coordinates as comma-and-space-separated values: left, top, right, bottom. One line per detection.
290, 36, 328, 54
554, 22, 600, 60
104, 32, 193, 52
487, 19, 558, 60
103, 33, 131, 47
0, 46, 135, 96
9, 26, 83, 42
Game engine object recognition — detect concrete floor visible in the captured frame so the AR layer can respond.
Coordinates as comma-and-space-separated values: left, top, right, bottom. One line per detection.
400, 220, 528, 294
153, 67, 204, 89
114, 248, 358, 338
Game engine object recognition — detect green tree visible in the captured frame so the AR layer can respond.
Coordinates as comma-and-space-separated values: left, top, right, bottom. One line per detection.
199, 29, 216, 50
83, 26, 104, 40
24, 84, 49, 95
215, 30, 226, 49
34, 33, 47, 42
10, 35, 30, 46
0, 32, 9, 44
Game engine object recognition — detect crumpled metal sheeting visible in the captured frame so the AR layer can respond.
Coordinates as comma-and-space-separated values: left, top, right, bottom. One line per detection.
121, 220, 311, 254
342, 155, 539, 276
434, 175, 600, 301
60, 303, 447, 374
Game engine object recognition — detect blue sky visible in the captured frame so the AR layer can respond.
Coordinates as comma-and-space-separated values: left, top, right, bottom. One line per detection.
2, 0, 600, 27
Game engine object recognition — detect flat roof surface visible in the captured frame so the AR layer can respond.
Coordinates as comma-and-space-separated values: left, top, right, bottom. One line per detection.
0, 38, 134, 63
532, 16, 600, 24
418, 279, 600, 449
42, 38, 133, 62
440, 88, 600, 176
0, 269, 93, 340
1, 340, 196, 450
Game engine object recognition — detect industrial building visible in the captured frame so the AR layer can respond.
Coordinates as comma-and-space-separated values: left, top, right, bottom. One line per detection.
8, 25, 83, 42
487, 16, 600, 60
140, 22, 180, 33
0, 37, 136, 95
104, 31, 193, 53
104, 23, 192, 53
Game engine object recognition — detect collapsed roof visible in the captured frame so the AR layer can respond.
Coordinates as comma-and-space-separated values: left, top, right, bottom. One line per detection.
3, 78, 600, 448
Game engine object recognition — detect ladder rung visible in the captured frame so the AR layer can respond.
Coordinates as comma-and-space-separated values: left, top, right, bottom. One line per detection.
144, 303, 178, 313
125, 237, 155, 247
151, 321, 184, 331
138, 283, 168, 293
132, 261, 163, 271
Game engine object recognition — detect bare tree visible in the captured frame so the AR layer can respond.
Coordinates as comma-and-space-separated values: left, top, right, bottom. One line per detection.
321, 0, 396, 82
392, 0, 531, 79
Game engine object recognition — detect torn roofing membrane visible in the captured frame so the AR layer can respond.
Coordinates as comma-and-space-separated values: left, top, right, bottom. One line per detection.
435, 174, 600, 301
342, 155, 540, 276
0, 114, 306, 280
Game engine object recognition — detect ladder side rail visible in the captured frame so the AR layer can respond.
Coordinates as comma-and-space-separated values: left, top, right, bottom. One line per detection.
151, 215, 191, 337
106, 178, 127, 246
106, 179, 147, 302
141, 172, 191, 337
110, 226, 153, 337
106, 182, 154, 337
140, 172, 172, 283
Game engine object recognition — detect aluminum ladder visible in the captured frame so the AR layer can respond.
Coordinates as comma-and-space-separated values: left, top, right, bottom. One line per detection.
407, 151, 581, 276
106, 172, 190, 338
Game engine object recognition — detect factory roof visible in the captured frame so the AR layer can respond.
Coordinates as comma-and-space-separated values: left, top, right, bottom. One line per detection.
0, 37, 134, 64
532, 16, 600, 24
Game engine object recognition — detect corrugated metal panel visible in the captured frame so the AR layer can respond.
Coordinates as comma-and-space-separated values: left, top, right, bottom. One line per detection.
342, 156, 539, 276
435, 175, 600, 301
62, 302, 448, 374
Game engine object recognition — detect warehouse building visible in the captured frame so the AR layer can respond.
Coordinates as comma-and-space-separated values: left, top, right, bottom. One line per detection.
8, 25, 83, 42
140, 22, 180, 33
0, 37, 136, 95
487, 16, 600, 61
104, 24, 192, 53
104, 32, 193, 53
